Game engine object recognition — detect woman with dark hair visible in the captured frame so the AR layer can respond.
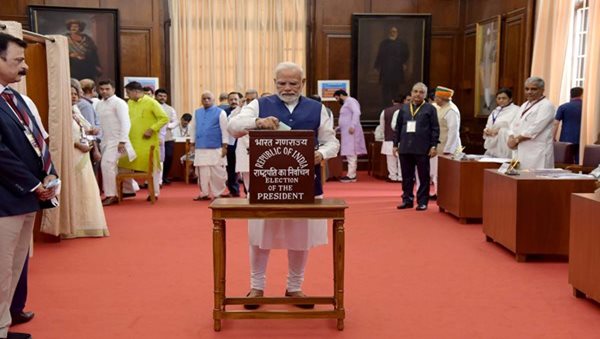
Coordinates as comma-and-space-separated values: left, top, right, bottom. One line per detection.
483, 88, 519, 158
65, 19, 102, 80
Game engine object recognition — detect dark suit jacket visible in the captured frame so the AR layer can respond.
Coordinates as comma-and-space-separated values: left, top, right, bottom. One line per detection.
0, 88, 56, 217
394, 102, 440, 155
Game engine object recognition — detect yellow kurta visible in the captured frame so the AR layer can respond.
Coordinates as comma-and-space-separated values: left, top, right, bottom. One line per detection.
119, 95, 168, 172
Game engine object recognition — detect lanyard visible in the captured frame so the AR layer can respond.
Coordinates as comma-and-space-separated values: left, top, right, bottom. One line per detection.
491, 104, 508, 125
409, 102, 425, 119
520, 96, 545, 118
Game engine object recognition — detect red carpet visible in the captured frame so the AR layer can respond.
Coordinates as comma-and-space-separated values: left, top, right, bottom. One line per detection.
14, 172, 600, 338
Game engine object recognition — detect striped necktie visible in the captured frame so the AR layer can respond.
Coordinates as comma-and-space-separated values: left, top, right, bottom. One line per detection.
1, 88, 53, 174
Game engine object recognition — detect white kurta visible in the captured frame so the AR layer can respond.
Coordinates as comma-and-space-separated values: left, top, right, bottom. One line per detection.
228, 98, 340, 250
483, 103, 519, 158
509, 98, 555, 169
96, 95, 135, 162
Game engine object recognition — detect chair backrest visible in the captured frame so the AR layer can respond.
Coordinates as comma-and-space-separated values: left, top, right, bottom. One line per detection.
147, 145, 155, 173
553, 141, 575, 164
582, 144, 600, 167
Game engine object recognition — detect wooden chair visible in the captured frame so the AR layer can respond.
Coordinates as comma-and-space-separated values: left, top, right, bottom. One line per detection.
116, 145, 156, 204
566, 144, 600, 174
553, 141, 575, 168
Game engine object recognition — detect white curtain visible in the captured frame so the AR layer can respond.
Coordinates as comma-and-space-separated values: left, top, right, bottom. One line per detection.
41, 35, 74, 236
581, 0, 600, 147
530, 0, 574, 106
169, 0, 307, 114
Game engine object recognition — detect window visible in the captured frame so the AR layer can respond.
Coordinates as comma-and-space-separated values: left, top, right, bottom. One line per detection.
572, 0, 589, 87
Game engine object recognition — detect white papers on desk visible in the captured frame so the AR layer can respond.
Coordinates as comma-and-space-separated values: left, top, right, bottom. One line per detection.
536, 173, 595, 179
478, 157, 511, 163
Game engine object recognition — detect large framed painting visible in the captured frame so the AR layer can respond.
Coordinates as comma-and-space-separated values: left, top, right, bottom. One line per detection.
29, 6, 120, 92
475, 15, 501, 118
352, 14, 431, 125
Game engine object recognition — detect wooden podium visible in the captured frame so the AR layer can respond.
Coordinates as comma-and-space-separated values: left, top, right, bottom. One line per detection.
437, 155, 502, 223
209, 199, 348, 331
569, 192, 600, 303
208, 130, 348, 331
482, 170, 596, 262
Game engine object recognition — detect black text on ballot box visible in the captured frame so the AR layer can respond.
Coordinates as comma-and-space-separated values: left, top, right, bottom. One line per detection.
249, 130, 315, 204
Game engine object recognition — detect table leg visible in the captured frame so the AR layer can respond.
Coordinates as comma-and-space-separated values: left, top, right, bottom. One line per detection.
333, 218, 345, 331
213, 219, 226, 331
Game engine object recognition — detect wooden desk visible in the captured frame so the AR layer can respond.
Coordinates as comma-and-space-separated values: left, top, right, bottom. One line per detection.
482, 170, 596, 262
209, 198, 348, 331
569, 192, 600, 302
437, 156, 502, 223
368, 141, 388, 179
167, 141, 187, 181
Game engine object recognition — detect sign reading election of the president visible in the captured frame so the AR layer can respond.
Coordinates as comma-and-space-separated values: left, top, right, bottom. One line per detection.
249, 130, 315, 204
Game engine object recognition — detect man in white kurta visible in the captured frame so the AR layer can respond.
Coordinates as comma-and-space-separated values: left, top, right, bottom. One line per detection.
508, 77, 555, 169
96, 80, 135, 206
430, 86, 461, 197
228, 62, 339, 308
379, 99, 403, 182
155, 89, 178, 185
191, 92, 229, 200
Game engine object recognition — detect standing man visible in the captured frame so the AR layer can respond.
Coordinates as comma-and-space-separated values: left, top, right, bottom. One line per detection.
244, 89, 259, 106
333, 90, 367, 183
154, 88, 178, 185
1, 32, 58, 339
191, 91, 229, 200
96, 80, 135, 206
228, 62, 339, 309
393, 82, 440, 211
217, 92, 230, 111
508, 77, 555, 170
119, 81, 168, 201
79, 78, 100, 109
554, 87, 583, 163
379, 97, 403, 182
224, 92, 243, 197
430, 86, 461, 199
374, 26, 410, 107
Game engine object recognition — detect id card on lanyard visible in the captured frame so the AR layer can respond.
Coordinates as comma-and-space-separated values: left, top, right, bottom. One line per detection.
407, 102, 424, 133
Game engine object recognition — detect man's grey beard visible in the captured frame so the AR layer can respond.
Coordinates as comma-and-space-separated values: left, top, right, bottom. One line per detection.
277, 93, 300, 104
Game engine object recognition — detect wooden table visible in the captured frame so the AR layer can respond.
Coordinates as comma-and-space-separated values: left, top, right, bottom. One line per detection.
437, 156, 503, 223
167, 141, 188, 181
209, 198, 348, 331
482, 170, 596, 262
368, 141, 388, 179
569, 192, 600, 302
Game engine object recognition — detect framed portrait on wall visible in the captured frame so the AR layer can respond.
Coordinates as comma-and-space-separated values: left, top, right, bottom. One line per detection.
317, 80, 350, 101
29, 6, 120, 93
352, 14, 431, 126
475, 15, 501, 118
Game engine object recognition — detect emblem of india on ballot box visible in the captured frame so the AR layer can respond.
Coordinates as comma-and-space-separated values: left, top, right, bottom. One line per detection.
249, 130, 315, 204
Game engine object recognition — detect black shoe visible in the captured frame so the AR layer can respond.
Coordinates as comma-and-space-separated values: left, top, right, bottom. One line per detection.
285, 290, 315, 309
244, 289, 263, 310
7, 332, 32, 339
429, 194, 437, 200
416, 204, 428, 211
162, 178, 171, 185
397, 202, 414, 209
146, 195, 158, 202
10, 311, 34, 325
122, 192, 136, 198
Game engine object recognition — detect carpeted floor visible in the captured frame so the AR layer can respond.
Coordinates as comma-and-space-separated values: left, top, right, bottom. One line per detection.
14, 172, 600, 338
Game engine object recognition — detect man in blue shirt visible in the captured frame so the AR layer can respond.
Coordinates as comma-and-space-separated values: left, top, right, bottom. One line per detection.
554, 87, 583, 162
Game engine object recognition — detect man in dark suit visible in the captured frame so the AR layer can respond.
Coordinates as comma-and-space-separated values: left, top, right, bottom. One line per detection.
0, 32, 58, 339
393, 82, 439, 211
